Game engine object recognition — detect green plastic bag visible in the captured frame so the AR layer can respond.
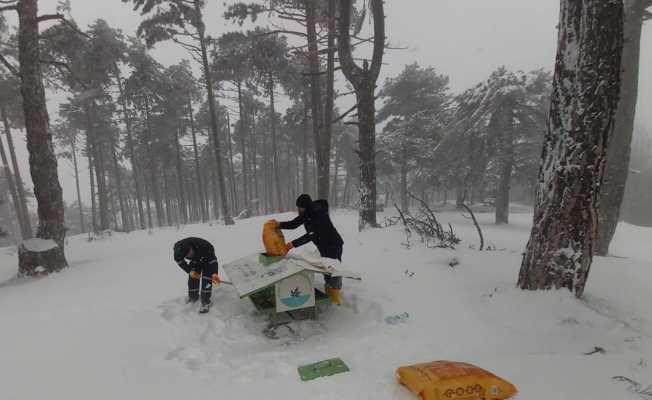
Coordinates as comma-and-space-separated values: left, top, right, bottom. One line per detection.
298, 358, 350, 382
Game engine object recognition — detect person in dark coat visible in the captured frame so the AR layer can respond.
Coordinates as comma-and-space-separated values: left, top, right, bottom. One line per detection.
173, 237, 220, 313
274, 194, 344, 304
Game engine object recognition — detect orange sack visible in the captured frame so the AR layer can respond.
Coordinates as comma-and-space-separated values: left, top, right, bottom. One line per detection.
397, 361, 518, 400
263, 220, 288, 256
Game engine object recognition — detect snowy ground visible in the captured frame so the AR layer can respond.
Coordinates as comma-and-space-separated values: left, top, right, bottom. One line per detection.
1, 208, 651, 400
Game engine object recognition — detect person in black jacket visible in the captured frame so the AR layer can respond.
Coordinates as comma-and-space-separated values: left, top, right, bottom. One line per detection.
274, 194, 344, 305
173, 237, 220, 313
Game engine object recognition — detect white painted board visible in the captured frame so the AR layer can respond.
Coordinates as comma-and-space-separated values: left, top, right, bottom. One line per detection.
222, 254, 304, 298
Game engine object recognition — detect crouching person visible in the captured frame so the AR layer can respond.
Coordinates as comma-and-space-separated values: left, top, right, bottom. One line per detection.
274, 194, 344, 305
173, 237, 220, 314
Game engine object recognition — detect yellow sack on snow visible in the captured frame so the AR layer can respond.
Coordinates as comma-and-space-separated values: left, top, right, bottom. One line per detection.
397, 361, 518, 400
262, 220, 288, 256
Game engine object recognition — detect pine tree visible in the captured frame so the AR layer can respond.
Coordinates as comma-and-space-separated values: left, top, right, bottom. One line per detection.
518, 0, 624, 298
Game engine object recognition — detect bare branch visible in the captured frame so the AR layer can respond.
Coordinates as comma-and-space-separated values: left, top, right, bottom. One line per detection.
643, 9, 652, 20
460, 204, 484, 251
37, 13, 90, 38
254, 29, 307, 38
0, 4, 17, 12
0, 52, 19, 77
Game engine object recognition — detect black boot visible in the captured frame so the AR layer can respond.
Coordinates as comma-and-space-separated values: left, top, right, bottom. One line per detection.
198, 276, 212, 314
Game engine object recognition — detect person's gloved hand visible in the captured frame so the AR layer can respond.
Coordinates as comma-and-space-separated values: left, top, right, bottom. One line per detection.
211, 274, 221, 284
189, 270, 201, 280
285, 242, 294, 253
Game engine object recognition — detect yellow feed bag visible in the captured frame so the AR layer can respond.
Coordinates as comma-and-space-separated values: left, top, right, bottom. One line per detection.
263, 220, 288, 256
397, 361, 518, 400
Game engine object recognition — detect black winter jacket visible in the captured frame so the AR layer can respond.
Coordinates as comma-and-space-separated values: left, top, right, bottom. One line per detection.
173, 237, 218, 272
279, 200, 343, 254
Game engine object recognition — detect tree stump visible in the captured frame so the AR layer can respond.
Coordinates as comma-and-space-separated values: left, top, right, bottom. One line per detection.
18, 239, 67, 276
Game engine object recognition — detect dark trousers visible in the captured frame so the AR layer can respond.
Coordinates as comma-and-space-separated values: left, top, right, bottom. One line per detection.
319, 245, 343, 290
180, 259, 218, 304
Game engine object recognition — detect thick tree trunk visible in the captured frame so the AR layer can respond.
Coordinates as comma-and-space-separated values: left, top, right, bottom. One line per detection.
194, 0, 233, 225
268, 77, 283, 211
187, 99, 206, 222
596, 0, 646, 255
518, 0, 624, 298
1, 107, 31, 237
16, 0, 67, 273
115, 68, 145, 230
356, 86, 378, 228
338, 0, 384, 229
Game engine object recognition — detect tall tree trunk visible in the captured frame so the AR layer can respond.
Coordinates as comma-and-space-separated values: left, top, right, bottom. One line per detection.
187, 99, 206, 222
262, 128, 270, 213
1, 107, 31, 237
338, 0, 384, 229
144, 177, 153, 229
0, 127, 28, 238
143, 97, 164, 227
163, 169, 173, 226
225, 113, 238, 213
268, 76, 283, 211
85, 102, 110, 231
87, 142, 97, 232
16, 0, 67, 273
596, 0, 647, 255
236, 81, 249, 213
321, 0, 336, 200
518, 0, 624, 298
174, 125, 187, 224
206, 130, 220, 220
115, 67, 145, 230
68, 132, 85, 233
494, 104, 515, 225
302, 96, 310, 193
194, 0, 233, 225
400, 143, 408, 211
109, 128, 128, 231
251, 109, 260, 215
305, 0, 327, 199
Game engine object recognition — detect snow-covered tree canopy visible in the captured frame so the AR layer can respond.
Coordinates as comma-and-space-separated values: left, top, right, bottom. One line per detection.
430, 67, 551, 193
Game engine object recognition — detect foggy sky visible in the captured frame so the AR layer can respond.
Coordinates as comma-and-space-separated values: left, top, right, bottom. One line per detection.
4, 0, 652, 205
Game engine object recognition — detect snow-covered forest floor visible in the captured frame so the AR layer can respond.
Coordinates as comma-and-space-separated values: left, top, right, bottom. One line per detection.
1, 208, 651, 399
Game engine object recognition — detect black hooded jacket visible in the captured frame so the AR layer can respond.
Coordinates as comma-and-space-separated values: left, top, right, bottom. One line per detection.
279, 200, 343, 254
173, 237, 218, 272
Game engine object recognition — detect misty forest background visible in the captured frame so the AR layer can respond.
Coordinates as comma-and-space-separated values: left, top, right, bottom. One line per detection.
0, 0, 650, 294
